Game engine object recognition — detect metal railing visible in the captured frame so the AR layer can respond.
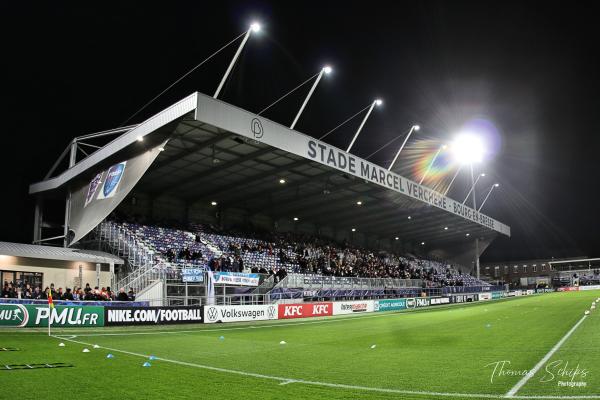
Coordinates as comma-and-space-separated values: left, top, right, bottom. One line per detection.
278, 274, 423, 290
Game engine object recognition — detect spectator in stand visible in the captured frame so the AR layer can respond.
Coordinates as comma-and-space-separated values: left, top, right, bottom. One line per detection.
63, 288, 74, 301
127, 289, 136, 301
116, 288, 129, 301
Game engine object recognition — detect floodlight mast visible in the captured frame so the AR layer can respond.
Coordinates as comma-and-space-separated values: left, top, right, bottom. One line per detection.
388, 125, 420, 170
346, 99, 382, 152
478, 183, 499, 212
290, 66, 332, 129
419, 143, 445, 184
214, 22, 261, 99
462, 172, 485, 204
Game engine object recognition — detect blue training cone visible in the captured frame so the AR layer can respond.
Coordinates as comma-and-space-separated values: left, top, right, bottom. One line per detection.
142, 362, 151, 367
106, 354, 115, 359
219, 336, 225, 340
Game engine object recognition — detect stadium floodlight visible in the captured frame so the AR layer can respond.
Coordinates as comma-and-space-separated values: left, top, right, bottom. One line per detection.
462, 172, 486, 204
293, 217, 299, 221
395, 237, 399, 240
214, 21, 262, 99
388, 124, 421, 171
407, 215, 411, 220
210, 201, 217, 206
478, 183, 500, 212
346, 98, 383, 152
137, 136, 144, 142
250, 22, 261, 32
290, 65, 333, 129
466, 233, 470, 237
444, 226, 449, 230
351, 228, 356, 232
451, 133, 485, 165
279, 178, 286, 184
356, 201, 362, 205
419, 143, 447, 184
420, 241, 425, 245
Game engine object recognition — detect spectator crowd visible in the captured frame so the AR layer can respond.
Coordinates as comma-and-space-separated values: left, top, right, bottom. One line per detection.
2, 281, 136, 301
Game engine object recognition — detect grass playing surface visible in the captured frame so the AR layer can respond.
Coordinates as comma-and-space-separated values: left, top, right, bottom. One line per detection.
1, 291, 599, 399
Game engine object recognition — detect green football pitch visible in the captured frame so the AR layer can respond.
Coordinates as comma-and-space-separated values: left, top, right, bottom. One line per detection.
1, 291, 599, 400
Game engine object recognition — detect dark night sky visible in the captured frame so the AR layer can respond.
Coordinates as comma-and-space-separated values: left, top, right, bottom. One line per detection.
1, 1, 598, 262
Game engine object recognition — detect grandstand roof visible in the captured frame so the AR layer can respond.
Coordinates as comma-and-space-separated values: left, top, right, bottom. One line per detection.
29, 92, 510, 247
0, 241, 124, 264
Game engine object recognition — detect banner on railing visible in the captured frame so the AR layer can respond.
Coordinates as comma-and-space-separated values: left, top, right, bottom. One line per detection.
478, 293, 492, 301
375, 299, 406, 312
203, 304, 278, 324
182, 269, 205, 283
278, 303, 332, 319
0, 304, 104, 327
105, 306, 203, 326
333, 300, 375, 315
213, 272, 260, 286
429, 297, 450, 305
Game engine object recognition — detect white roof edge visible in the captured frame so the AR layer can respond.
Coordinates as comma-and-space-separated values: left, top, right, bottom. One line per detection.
0, 241, 124, 264
29, 92, 199, 194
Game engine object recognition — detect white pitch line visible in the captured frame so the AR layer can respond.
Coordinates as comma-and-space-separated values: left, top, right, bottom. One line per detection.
505, 315, 588, 398
49, 335, 600, 400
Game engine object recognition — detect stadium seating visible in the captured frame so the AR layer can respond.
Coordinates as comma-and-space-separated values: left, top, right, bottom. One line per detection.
112, 221, 490, 288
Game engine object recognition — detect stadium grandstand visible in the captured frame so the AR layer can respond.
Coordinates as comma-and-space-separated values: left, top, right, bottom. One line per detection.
20, 89, 510, 305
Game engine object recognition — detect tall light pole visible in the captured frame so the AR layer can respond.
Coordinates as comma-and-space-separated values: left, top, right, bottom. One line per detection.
469, 164, 481, 280
388, 124, 420, 170
478, 183, 500, 212
462, 172, 485, 204
346, 99, 382, 152
290, 65, 332, 129
214, 22, 261, 99
451, 132, 486, 280
419, 144, 446, 184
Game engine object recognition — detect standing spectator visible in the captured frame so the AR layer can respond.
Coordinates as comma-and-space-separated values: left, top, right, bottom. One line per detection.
116, 288, 129, 301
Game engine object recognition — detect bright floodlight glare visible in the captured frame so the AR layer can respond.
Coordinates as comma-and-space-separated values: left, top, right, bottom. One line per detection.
293, 217, 299, 221
210, 201, 217, 206
494, 183, 500, 187
421, 241, 425, 245
323, 65, 332, 74
356, 200, 362, 205
137, 136, 143, 142
351, 228, 356, 232
451, 133, 485, 164
413, 125, 420, 131
442, 144, 448, 150
158, 147, 165, 152
375, 99, 383, 106
444, 226, 449, 230
480, 173, 486, 177
466, 233, 470, 237
279, 178, 286, 184
395, 237, 399, 240
250, 22, 261, 32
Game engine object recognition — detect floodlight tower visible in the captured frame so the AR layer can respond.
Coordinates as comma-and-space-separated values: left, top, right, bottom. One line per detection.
419, 143, 446, 184
451, 132, 485, 279
346, 99, 383, 152
478, 183, 500, 212
214, 22, 261, 99
290, 65, 332, 129
388, 124, 420, 170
